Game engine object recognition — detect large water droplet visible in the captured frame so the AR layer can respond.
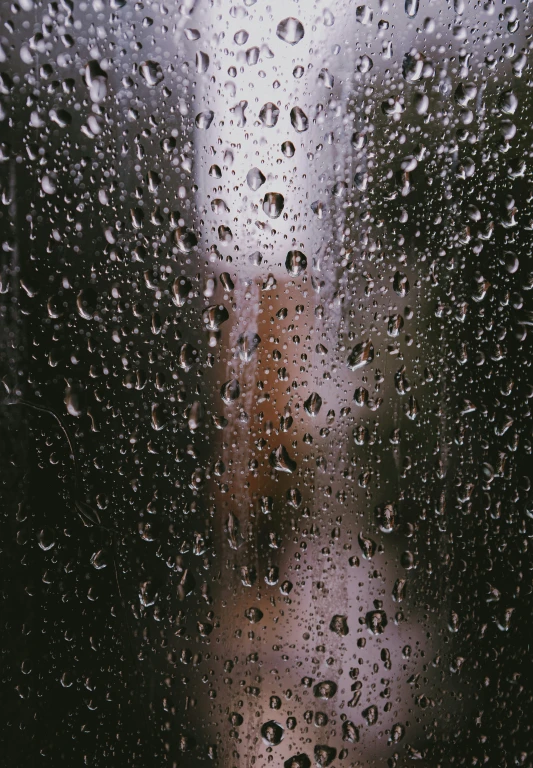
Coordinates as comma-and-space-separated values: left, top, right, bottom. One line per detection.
259, 102, 280, 127
202, 304, 229, 330
225, 511, 244, 550
247, 167, 266, 190
269, 445, 297, 473
304, 392, 322, 416
261, 720, 284, 746
140, 60, 163, 87
284, 755, 311, 768
366, 609, 388, 634
276, 17, 305, 45
329, 615, 349, 636
347, 340, 374, 370
314, 746, 336, 768
174, 228, 198, 253
221, 379, 240, 404
195, 110, 214, 129
236, 332, 261, 361
286, 250, 307, 276
290, 106, 309, 132
342, 721, 359, 743
263, 192, 284, 218
393, 271, 410, 297
313, 680, 337, 700
173, 276, 192, 307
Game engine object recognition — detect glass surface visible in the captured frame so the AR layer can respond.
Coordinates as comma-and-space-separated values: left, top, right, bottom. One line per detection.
1, 0, 533, 765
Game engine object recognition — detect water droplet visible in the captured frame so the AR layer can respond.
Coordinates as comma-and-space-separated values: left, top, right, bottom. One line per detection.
241, 566, 256, 587
276, 17, 305, 45
358, 532, 376, 559
259, 102, 280, 127
38, 527, 55, 551
366, 609, 388, 634
269, 445, 297, 473
65, 385, 84, 417
151, 403, 166, 431
499, 90, 518, 115
196, 51, 209, 73
390, 723, 405, 744
76, 288, 97, 320
314, 746, 336, 768
41, 175, 57, 195
387, 314, 404, 337
259, 496, 274, 515
225, 511, 244, 550
363, 704, 378, 725
392, 578, 407, 603
304, 392, 322, 416
403, 50, 425, 82
202, 304, 229, 330
211, 198, 229, 214
284, 755, 312, 768
286, 250, 307, 276
290, 106, 309, 132
329, 615, 349, 636
393, 271, 410, 297
282, 141, 295, 157
347, 340, 374, 370
229, 712, 243, 726
221, 379, 240, 404
261, 720, 284, 746
246, 47, 260, 66
244, 606, 263, 623
313, 680, 337, 700
287, 488, 302, 508
175, 227, 198, 253
236, 332, 261, 361
90, 549, 108, 569
376, 503, 397, 533
195, 110, 214, 129
247, 167, 266, 190
234, 29, 249, 45
342, 721, 359, 743
263, 192, 284, 218
140, 60, 164, 87
173, 276, 192, 307
356, 5, 373, 24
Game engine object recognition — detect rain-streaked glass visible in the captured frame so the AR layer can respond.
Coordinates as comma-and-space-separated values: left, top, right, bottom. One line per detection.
1, 1, 533, 766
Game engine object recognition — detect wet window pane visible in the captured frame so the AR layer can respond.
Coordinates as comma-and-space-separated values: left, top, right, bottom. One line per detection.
1, 1, 533, 765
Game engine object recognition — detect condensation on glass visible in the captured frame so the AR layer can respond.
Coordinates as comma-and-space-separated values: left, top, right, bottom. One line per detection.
1, 0, 532, 766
